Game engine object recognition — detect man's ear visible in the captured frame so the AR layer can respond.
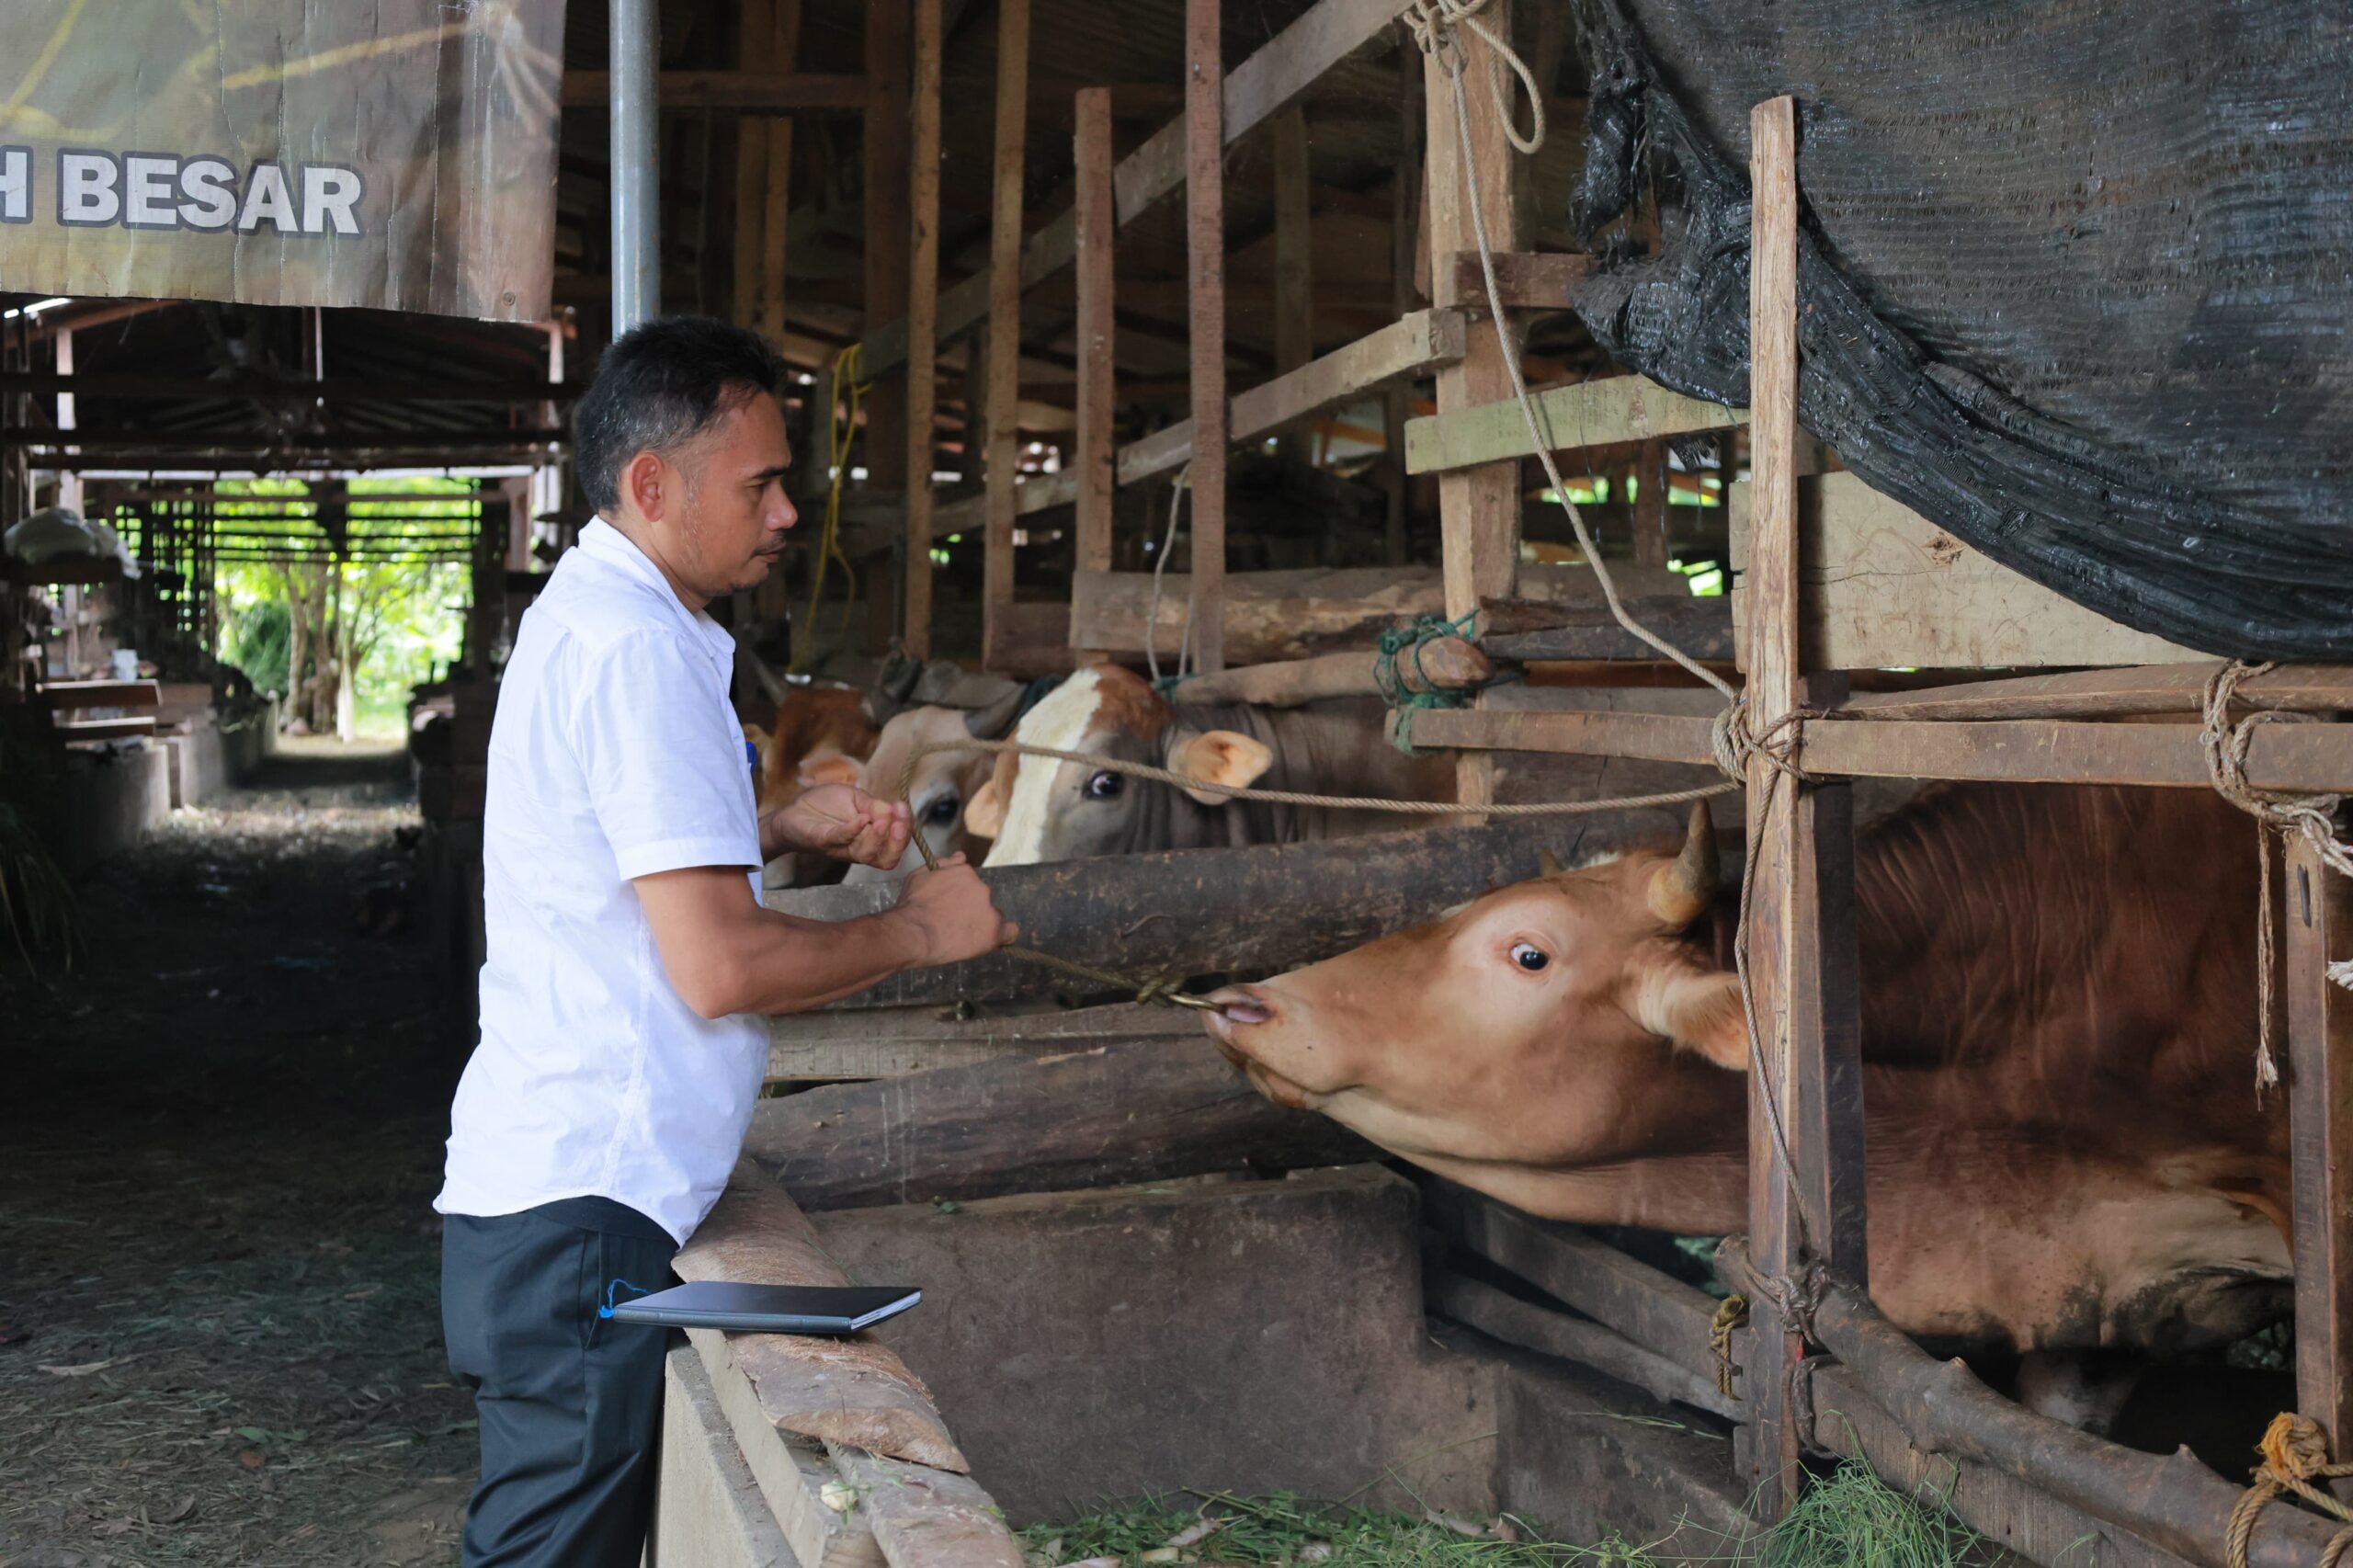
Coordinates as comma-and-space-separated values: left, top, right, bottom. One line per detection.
797, 750, 862, 791
1627, 958, 1748, 1070
624, 450, 667, 521
961, 753, 1017, 840
1165, 729, 1274, 804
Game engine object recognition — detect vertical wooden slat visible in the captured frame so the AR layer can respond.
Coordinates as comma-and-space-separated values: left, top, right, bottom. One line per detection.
2288, 835, 2353, 1456
864, 0, 913, 496
1632, 437, 1668, 568
901, 0, 942, 658
1423, 4, 1522, 810
1183, 0, 1227, 674
1071, 86, 1117, 656
1382, 58, 1423, 568
733, 0, 776, 328
1741, 92, 1867, 1522
1272, 104, 1313, 376
981, 0, 1030, 670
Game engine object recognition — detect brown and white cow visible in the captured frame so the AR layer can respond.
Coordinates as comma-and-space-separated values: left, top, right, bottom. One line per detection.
745, 684, 882, 888
842, 689, 1025, 883
1202, 783, 2291, 1363
970, 665, 1459, 866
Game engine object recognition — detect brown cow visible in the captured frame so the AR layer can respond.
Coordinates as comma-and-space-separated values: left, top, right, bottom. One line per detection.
842, 689, 1025, 883
969, 665, 1459, 865
1202, 784, 2291, 1368
745, 685, 881, 888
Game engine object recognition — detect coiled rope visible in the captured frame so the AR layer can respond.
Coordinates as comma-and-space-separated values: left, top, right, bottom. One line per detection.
2225, 1413, 2353, 1568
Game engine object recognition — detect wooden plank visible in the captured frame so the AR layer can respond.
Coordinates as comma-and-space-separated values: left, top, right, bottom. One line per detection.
1385, 59, 1424, 567
1071, 85, 1116, 657
1429, 1269, 1739, 1420
901, 0, 942, 659
733, 0, 778, 332
1272, 105, 1313, 375
1424, 0, 1523, 812
744, 1035, 1374, 1210
59, 717, 158, 742
655, 1344, 820, 1568
1478, 593, 1732, 663
1410, 705, 1718, 769
2286, 834, 2353, 1456
561, 70, 865, 110
1807, 1365, 2197, 1568
1185, 0, 1228, 674
822, 1442, 1024, 1568
675, 1165, 968, 1471
40, 678, 159, 710
1631, 437, 1668, 568
1729, 472, 2204, 670
1449, 250, 1597, 312
767, 1001, 1201, 1083
1802, 717, 2353, 793
761, 816, 1672, 1012
863, 0, 913, 499
1425, 1185, 1741, 1387
1839, 663, 2353, 722
856, 0, 1403, 377
675, 1337, 882, 1568
981, 0, 1030, 670
1405, 375, 1741, 475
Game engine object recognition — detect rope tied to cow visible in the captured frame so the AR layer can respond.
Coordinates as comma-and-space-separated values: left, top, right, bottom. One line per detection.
2224, 1414, 2353, 1568
2200, 661, 2353, 1096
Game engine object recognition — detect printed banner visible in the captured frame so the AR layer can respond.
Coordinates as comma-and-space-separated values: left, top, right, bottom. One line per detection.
0, 0, 566, 321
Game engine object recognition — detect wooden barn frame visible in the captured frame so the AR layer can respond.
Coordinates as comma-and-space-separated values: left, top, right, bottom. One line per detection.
724, 1, 2353, 1563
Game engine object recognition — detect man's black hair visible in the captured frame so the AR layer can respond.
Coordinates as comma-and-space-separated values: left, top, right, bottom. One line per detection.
573, 315, 790, 515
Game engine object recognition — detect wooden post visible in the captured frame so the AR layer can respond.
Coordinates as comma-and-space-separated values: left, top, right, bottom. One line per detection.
1072, 86, 1117, 659
1183, 0, 1227, 674
864, 0, 912, 494
1272, 105, 1313, 376
731, 0, 801, 343
758, 4, 801, 347
901, 0, 942, 658
1632, 437, 1668, 568
1740, 93, 1867, 1521
1383, 58, 1423, 568
981, 0, 1030, 670
1424, 4, 1522, 809
2287, 834, 2353, 1457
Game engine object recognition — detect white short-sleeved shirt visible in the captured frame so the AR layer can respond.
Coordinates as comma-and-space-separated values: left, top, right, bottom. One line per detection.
436, 519, 767, 1245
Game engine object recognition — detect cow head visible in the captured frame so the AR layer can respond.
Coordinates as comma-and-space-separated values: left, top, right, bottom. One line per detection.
968, 665, 1274, 865
1201, 804, 1748, 1181
842, 690, 1023, 883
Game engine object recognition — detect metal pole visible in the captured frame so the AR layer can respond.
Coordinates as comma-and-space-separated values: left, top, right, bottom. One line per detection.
609, 0, 661, 335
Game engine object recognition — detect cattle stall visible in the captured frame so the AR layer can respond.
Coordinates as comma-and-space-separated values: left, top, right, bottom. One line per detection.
676, 0, 2353, 1564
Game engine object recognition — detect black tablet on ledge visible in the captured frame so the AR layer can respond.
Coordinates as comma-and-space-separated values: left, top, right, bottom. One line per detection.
608, 1281, 921, 1335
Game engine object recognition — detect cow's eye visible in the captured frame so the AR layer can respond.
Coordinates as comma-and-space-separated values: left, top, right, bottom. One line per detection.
1509, 941, 1550, 972
922, 794, 960, 825
1086, 770, 1124, 800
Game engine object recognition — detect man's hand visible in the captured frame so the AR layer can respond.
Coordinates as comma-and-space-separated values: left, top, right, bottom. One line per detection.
892, 854, 1018, 966
764, 783, 911, 869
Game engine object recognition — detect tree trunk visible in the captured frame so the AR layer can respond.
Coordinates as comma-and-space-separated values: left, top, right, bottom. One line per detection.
280, 566, 307, 729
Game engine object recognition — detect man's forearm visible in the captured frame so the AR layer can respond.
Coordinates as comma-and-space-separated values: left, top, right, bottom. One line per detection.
710, 904, 935, 1016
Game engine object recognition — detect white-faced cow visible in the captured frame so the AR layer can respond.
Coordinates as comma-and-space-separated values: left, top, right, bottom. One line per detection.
1202, 784, 2291, 1378
841, 690, 1025, 883
970, 665, 1459, 866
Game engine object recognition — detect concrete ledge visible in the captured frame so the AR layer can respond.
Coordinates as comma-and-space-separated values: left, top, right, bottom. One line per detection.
60, 743, 170, 875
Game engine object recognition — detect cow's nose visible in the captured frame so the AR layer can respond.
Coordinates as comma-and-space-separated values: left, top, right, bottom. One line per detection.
1204, 984, 1275, 1028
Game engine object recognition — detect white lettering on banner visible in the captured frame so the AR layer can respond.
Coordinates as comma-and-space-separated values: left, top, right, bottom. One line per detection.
59, 149, 119, 226
178, 156, 237, 230
34, 151, 367, 235
0, 148, 28, 223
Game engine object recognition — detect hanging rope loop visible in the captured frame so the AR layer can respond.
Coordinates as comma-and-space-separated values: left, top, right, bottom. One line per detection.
1399, 0, 1547, 155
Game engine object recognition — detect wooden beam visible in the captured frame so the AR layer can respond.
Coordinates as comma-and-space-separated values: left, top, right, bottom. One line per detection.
1071, 87, 1116, 658
675, 1338, 883, 1568
901, 0, 943, 659
1478, 592, 1733, 663
2287, 833, 2353, 1457
1410, 704, 1718, 769
1837, 663, 2353, 722
1271, 105, 1313, 376
863, 0, 913, 506
1185, 0, 1228, 674
767, 1001, 1200, 1083
1730, 473, 2204, 671
1430, 1270, 1740, 1420
744, 1035, 1374, 1211
821, 1442, 1024, 1568
57, 716, 157, 741
1385, 59, 1424, 566
0, 371, 580, 403
852, 0, 1404, 377
1631, 437, 1668, 567
1449, 249, 1597, 312
560, 70, 864, 111
981, 0, 1030, 673
1801, 718, 2353, 793
1404, 373, 1740, 475
1425, 0, 1523, 811
38, 678, 158, 710
761, 815, 1671, 1012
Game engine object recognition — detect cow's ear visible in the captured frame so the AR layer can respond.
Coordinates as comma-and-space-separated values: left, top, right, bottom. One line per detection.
1166, 729, 1274, 804
962, 754, 1017, 840
798, 749, 863, 790
1631, 960, 1748, 1071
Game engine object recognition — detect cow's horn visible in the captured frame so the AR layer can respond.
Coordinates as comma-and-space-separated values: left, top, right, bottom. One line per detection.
1646, 801, 1718, 927
964, 683, 1026, 738
1537, 846, 1567, 877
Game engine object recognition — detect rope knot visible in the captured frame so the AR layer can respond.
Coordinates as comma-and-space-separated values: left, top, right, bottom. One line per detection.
1395, 0, 1545, 153
2227, 1412, 2353, 1568
1710, 700, 1821, 786
1708, 1292, 1749, 1397
1376, 610, 1485, 755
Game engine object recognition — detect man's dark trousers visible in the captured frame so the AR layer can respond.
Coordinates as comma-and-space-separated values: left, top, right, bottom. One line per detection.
442, 1198, 677, 1568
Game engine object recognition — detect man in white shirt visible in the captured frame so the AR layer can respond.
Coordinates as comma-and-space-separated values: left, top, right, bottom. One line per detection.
436, 317, 1013, 1568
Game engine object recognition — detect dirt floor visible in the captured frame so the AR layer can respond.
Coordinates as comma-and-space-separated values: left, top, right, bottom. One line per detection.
2, 739, 474, 1568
